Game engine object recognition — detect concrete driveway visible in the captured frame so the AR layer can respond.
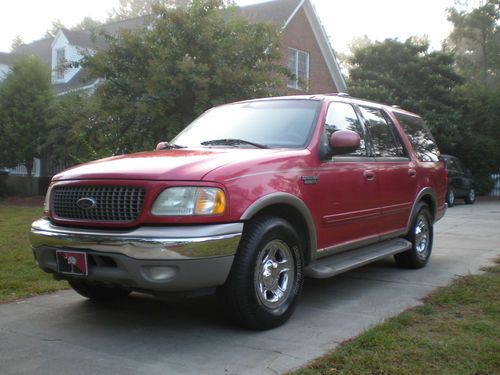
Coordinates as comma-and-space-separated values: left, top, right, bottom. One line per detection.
1, 200, 499, 375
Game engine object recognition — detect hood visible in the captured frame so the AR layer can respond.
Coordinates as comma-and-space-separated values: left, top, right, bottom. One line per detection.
52, 148, 284, 181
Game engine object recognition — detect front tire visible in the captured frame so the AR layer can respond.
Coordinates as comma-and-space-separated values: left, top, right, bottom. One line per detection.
395, 202, 433, 269
218, 216, 304, 330
68, 279, 131, 300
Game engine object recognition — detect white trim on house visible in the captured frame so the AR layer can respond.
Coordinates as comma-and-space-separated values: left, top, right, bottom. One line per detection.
283, 0, 305, 29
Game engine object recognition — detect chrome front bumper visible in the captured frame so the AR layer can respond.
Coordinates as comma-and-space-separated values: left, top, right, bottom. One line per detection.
29, 218, 243, 291
30, 218, 242, 260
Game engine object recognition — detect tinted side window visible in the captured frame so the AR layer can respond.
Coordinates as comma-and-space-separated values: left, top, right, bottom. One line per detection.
359, 106, 404, 157
324, 102, 367, 156
394, 112, 440, 162
454, 158, 464, 173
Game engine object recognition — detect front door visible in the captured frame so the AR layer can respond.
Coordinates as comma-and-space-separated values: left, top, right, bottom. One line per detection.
314, 101, 381, 252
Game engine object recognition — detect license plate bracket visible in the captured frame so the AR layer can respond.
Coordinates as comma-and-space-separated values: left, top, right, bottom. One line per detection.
56, 250, 88, 276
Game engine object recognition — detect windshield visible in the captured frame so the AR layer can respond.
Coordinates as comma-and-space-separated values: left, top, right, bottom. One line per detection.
172, 99, 321, 149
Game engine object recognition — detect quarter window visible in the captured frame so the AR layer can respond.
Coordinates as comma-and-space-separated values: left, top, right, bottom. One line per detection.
360, 106, 405, 158
324, 102, 367, 156
394, 112, 440, 162
287, 47, 309, 91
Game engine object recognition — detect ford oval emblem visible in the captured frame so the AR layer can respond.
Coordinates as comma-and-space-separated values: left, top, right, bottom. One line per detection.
76, 197, 97, 210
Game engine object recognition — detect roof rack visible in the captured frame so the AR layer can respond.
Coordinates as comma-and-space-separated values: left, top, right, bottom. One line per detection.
391, 105, 401, 108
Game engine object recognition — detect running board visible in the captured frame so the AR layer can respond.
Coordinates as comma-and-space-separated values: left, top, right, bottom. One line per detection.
305, 238, 412, 279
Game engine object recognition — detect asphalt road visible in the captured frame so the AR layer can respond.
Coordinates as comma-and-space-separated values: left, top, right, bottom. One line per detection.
1, 200, 499, 375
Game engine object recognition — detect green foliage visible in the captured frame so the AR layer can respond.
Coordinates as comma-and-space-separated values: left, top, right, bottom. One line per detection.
81, 0, 285, 153
0, 56, 52, 174
46, 93, 112, 165
445, 0, 500, 85
107, 0, 189, 21
347, 32, 500, 192
10, 35, 24, 51
44, 19, 67, 38
454, 84, 500, 193
348, 38, 464, 153
444, 1, 500, 192
72, 16, 103, 32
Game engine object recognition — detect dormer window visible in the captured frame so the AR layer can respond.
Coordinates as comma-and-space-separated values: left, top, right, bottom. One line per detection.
56, 48, 65, 81
287, 47, 309, 91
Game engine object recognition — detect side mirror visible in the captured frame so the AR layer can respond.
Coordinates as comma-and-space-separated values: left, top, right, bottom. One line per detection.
330, 130, 360, 156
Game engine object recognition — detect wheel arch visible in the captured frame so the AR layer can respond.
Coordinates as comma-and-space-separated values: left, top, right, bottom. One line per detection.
240, 193, 317, 265
406, 188, 437, 233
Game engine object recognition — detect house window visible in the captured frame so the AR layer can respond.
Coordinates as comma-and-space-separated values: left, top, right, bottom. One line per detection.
56, 48, 65, 81
287, 47, 309, 91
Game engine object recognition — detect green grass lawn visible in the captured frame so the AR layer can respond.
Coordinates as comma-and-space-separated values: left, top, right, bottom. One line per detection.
0, 205, 67, 302
293, 259, 500, 375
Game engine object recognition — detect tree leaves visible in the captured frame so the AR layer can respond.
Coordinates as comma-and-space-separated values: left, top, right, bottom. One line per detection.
79, 0, 285, 154
348, 38, 463, 153
0, 56, 52, 174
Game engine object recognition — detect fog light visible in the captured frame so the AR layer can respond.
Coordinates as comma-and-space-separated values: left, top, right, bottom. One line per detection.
143, 266, 178, 282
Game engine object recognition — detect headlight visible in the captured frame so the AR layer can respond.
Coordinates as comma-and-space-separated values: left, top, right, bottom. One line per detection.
151, 187, 226, 216
43, 185, 53, 213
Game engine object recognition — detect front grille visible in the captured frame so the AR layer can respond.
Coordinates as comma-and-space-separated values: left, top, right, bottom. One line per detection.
52, 186, 146, 222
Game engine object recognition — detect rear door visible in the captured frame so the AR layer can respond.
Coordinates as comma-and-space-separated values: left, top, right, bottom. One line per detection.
357, 105, 417, 237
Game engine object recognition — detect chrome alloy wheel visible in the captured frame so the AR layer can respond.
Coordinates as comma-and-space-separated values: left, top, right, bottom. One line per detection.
414, 214, 430, 260
255, 239, 295, 309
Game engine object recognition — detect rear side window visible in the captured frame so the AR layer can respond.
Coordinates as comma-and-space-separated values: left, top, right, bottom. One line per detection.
394, 112, 440, 162
359, 106, 405, 158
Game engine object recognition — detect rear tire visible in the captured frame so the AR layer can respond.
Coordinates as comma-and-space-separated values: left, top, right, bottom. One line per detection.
218, 216, 304, 330
395, 202, 433, 269
446, 186, 455, 207
68, 279, 131, 300
464, 187, 476, 204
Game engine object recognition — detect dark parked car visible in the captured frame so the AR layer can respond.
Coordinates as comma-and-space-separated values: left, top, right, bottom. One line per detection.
442, 154, 475, 207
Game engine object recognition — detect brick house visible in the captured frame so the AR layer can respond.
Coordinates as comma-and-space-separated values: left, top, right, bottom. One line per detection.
238, 0, 346, 93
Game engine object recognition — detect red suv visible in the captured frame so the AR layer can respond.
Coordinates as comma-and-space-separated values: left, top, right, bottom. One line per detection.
30, 94, 447, 329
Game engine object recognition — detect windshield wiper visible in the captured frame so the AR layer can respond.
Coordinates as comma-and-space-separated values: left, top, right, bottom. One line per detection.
200, 138, 269, 149
156, 142, 187, 150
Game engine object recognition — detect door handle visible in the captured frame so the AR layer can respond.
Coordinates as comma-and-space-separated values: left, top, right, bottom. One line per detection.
363, 170, 375, 181
408, 169, 417, 178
